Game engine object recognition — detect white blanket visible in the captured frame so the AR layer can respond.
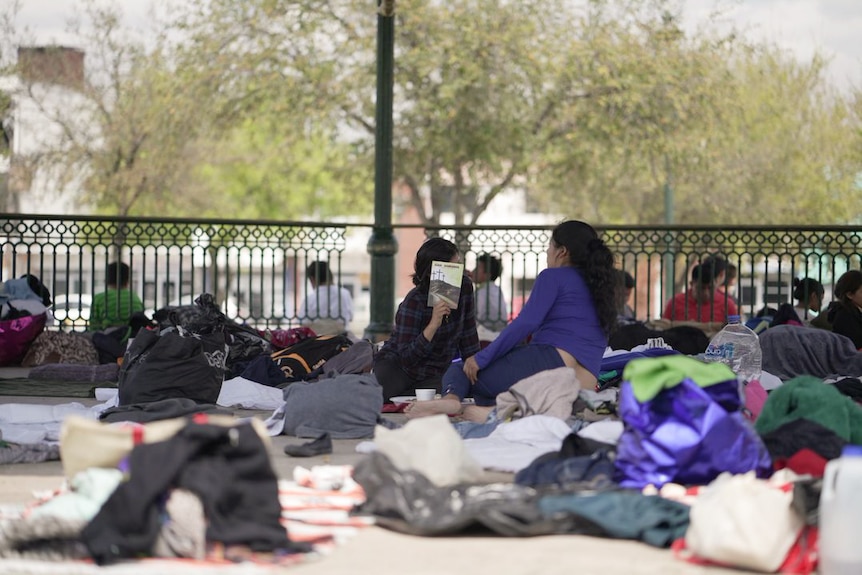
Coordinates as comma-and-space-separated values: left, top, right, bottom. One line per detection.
217, 376, 284, 410
462, 415, 572, 473
0, 402, 109, 444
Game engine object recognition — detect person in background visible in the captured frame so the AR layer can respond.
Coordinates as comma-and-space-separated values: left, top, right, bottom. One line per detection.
792, 277, 824, 325
828, 270, 862, 350
298, 261, 354, 335
662, 259, 739, 323
373, 238, 480, 402
617, 270, 636, 324
88, 262, 144, 332
406, 220, 617, 421
473, 253, 508, 333
716, 262, 738, 303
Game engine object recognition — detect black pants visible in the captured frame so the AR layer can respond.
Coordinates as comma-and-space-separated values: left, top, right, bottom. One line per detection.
373, 356, 442, 402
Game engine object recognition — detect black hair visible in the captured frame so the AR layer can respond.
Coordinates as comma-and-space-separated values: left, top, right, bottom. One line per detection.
701, 255, 727, 280
792, 277, 824, 302
306, 261, 333, 285
106, 262, 130, 287
755, 305, 778, 318
689, 262, 719, 304
615, 270, 635, 314
412, 237, 458, 291
476, 253, 502, 281
551, 220, 617, 335
835, 270, 862, 311
725, 263, 737, 284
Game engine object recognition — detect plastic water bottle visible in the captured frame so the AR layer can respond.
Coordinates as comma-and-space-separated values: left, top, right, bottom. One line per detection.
820, 445, 862, 575
703, 315, 762, 383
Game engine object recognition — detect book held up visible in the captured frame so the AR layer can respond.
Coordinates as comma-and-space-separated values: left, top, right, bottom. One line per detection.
427, 261, 464, 308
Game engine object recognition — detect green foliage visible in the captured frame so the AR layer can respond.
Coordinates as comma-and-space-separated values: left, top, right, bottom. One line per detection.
187, 117, 373, 219
5, 0, 861, 224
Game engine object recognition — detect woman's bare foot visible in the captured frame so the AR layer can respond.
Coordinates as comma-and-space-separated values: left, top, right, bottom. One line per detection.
461, 404, 494, 423
404, 396, 463, 419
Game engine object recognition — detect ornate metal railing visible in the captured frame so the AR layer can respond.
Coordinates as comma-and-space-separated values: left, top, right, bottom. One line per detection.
431, 224, 861, 325
2, 215, 860, 332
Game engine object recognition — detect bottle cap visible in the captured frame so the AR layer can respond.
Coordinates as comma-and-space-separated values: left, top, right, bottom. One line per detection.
842, 445, 862, 457
727, 315, 741, 324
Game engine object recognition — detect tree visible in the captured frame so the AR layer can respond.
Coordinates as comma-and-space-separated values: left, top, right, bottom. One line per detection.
530, 1, 862, 224
184, 114, 373, 219
5, 0, 860, 225
0, 1, 212, 216
169, 0, 589, 225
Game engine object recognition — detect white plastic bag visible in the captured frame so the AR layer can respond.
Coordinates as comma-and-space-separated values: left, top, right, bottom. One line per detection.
685, 472, 803, 572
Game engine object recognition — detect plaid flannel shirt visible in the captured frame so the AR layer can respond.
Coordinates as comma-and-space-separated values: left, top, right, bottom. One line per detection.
377, 277, 480, 382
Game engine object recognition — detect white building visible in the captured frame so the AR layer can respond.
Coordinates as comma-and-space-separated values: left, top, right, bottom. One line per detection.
1, 46, 93, 215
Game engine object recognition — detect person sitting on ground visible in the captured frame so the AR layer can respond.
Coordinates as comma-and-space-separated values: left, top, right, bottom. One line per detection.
792, 277, 824, 325
716, 261, 738, 304
406, 220, 617, 422
617, 270, 637, 325
662, 259, 739, 323
88, 262, 144, 332
472, 253, 508, 333
828, 270, 862, 350
373, 238, 480, 402
297, 260, 354, 335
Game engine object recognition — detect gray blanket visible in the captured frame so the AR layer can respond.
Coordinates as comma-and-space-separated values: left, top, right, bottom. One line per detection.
270, 373, 384, 439
760, 325, 862, 381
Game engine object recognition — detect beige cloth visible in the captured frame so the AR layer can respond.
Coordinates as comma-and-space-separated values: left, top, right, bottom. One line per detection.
373, 415, 484, 486
307, 318, 347, 336
495, 366, 581, 421
685, 472, 803, 572
153, 488, 206, 560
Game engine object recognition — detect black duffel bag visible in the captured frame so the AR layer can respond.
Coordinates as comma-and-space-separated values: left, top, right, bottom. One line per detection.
118, 326, 228, 405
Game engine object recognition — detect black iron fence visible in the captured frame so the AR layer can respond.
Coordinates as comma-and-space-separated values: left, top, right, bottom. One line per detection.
2, 215, 860, 333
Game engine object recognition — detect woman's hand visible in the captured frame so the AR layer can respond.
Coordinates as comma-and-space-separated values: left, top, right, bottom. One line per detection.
422, 300, 451, 341
463, 355, 480, 384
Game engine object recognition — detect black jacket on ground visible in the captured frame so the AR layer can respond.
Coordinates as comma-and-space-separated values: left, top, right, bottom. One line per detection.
81, 421, 299, 564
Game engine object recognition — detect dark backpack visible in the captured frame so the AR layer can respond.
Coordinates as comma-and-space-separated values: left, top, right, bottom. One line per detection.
271, 334, 352, 383
118, 326, 228, 405
609, 322, 710, 356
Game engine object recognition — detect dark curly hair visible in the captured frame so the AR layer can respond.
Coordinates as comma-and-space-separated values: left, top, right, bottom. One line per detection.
551, 220, 617, 335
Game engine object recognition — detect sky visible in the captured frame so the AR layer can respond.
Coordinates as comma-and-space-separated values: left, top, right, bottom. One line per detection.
12, 0, 862, 90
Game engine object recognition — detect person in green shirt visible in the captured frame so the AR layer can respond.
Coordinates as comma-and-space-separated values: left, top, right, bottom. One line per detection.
88, 262, 144, 332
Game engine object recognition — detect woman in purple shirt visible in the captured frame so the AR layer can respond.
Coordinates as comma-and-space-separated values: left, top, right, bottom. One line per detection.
407, 220, 618, 421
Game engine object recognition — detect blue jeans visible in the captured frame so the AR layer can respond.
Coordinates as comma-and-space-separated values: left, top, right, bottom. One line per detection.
442, 344, 565, 406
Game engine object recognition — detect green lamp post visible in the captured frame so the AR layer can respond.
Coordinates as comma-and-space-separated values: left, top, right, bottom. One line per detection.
365, 0, 398, 341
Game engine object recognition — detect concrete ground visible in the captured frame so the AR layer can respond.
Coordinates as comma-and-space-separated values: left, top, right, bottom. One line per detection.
0, 388, 745, 574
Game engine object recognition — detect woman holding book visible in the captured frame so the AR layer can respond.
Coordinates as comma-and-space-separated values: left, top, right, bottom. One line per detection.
373, 237, 480, 402
407, 220, 618, 421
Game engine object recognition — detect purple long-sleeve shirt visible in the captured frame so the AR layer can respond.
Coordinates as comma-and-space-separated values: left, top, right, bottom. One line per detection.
475, 266, 606, 378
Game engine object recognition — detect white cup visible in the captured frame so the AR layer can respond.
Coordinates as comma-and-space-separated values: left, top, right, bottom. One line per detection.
415, 389, 436, 401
